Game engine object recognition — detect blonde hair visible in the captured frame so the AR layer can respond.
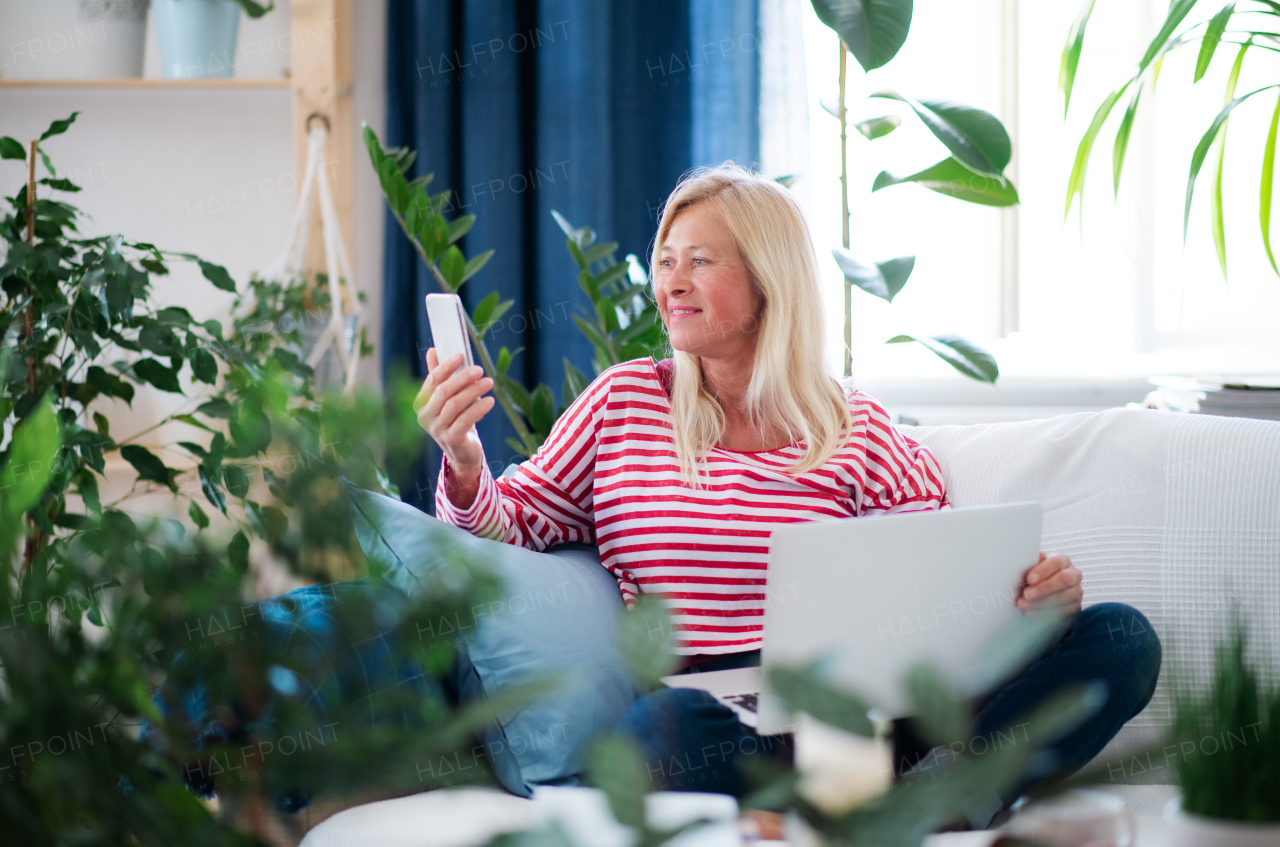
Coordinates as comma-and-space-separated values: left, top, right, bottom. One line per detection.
649, 161, 850, 488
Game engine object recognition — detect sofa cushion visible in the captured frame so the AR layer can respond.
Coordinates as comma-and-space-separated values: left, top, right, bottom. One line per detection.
897, 407, 1280, 774
342, 480, 643, 797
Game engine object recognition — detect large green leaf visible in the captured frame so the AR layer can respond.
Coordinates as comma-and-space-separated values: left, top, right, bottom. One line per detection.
228, 0, 274, 18
618, 594, 676, 687
1113, 83, 1143, 196
197, 260, 236, 292
120, 445, 175, 490
767, 663, 875, 737
1065, 82, 1132, 219
587, 736, 647, 829
872, 91, 1011, 177
439, 245, 466, 292
472, 291, 513, 335
887, 333, 999, 383
856, 115, 901, 140
132, 358, 183, 393
1210, 41, 1251, 278
873, 157, 1020, 206
832, 248, 915, 303
0, 136, 26, 161
1196, 2, 1238, 82
1184, 85, 1278, 240
1140, 0, 1198, 74
39, 111, 80, 142
905, 665, 970, 748
810, 0, 914, 72
1261, 91, 1280, 276
1060, 0, 1098, 117
461, 249, 494, 285
1, 396, 61, 516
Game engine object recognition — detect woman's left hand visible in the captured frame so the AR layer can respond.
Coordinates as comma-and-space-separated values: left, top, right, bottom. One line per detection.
1016, 551, 1083, 616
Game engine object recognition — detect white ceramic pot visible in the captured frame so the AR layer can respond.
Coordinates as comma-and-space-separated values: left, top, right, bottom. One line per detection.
0, 0, 146, 80
1165, 798, 1280, 847
75, 0, 147, 78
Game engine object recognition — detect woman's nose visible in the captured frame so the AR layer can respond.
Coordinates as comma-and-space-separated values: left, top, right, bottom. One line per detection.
661, 262, 690, 296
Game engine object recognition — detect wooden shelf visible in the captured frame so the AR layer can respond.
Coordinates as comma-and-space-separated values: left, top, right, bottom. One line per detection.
0, 78, 290, 89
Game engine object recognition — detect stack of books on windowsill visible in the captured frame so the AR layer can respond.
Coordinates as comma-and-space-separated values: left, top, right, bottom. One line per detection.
1140, 374, 1280, 421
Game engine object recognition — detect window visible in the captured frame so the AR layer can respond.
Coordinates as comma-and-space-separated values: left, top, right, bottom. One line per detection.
798, 0, 1280, 382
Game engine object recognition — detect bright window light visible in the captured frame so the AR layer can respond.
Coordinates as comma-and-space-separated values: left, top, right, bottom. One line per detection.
800, 0, 1280, 381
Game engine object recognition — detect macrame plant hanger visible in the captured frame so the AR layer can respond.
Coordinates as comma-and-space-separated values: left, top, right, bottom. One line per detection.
261, 113, 361, 394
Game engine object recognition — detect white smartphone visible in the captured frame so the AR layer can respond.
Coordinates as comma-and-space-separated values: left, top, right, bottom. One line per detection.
425, 293, 474, 370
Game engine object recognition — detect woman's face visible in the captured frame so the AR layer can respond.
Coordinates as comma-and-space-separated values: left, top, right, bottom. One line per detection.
655, 203, 763, 364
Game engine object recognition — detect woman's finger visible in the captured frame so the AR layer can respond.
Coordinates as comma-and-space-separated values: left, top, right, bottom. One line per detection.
423, 373, 493, 437
434, 376, 493, 431
1024, 564, 1080, 600
420, 365, 485, 427
444, 395, 496, 443
1026, 553, 1068, 586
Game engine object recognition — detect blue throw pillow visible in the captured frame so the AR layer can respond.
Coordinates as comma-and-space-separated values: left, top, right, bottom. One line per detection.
341, 479, 642, 797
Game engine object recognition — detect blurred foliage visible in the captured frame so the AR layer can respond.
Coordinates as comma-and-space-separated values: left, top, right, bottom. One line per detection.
364, 125, 669, 458
1172, 621, 1280, 823
0, 112, 395, 583
0, 114, 533, 844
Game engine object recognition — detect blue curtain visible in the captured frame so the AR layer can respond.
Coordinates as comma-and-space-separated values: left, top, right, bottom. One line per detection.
382, 0, 760, 514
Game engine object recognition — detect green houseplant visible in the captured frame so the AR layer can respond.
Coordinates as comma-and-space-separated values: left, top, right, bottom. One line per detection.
0, 113, 542, 844
1063, 0, 1280, 281
364, 126, 669, 459
0, 111, 389, 583
1164, 623, 1280, 845
809, 0, 1012, 383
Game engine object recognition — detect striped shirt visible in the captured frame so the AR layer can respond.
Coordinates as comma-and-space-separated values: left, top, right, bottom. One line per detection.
435, 357, 950, 655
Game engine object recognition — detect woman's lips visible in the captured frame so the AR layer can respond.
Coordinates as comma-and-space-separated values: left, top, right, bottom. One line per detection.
668, 308, 702, 322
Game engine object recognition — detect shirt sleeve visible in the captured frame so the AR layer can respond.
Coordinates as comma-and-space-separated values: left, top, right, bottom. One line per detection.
434, 366, 612, 550
849, 390, 951, 516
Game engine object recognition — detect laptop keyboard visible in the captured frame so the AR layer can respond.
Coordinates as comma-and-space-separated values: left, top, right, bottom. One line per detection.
722, 692, 758, 713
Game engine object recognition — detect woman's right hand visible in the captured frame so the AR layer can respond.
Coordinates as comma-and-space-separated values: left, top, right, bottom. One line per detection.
414, 348, 495, 474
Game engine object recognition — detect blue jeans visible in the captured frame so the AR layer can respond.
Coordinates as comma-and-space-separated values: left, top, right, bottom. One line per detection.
616, 603, 1161, 815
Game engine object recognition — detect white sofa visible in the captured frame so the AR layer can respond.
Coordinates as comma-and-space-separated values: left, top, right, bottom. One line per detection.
301, 407, 1280, 846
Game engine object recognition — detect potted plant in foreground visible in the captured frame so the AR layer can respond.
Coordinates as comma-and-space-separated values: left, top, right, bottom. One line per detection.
1164, 623, 1280, 847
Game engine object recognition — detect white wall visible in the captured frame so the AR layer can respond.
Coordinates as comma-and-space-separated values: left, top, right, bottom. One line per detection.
0, 0, 387, 443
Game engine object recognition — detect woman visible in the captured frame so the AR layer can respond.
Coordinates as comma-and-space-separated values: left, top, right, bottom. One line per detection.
415, 163, 1161, 827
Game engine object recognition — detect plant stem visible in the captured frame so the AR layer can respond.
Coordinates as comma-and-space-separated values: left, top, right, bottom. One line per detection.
24, 140, 36, 392
387, 210, 535, 450
838, 39, 852, 378
22, 139, 43, 571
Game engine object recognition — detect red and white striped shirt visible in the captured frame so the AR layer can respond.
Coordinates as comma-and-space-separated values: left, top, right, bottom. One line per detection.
436, 357, 950, 655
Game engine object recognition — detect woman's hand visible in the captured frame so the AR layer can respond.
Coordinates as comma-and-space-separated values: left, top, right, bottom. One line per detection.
1016, 551, 1083, 616
414, 348, 495, 474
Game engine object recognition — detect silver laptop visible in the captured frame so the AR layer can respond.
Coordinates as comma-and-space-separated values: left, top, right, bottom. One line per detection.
661, 502, 1043, 735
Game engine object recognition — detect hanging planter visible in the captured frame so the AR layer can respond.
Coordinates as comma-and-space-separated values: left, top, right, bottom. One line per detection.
76, 0, 148, 78
152, 0, 273, 80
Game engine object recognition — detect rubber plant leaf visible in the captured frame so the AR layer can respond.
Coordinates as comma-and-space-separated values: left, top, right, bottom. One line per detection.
810, 0, 914, 72
832, 248, 915, 303
887, 334, 999, 383
872, 91, 1012, 177
874, 157, 1020, 207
